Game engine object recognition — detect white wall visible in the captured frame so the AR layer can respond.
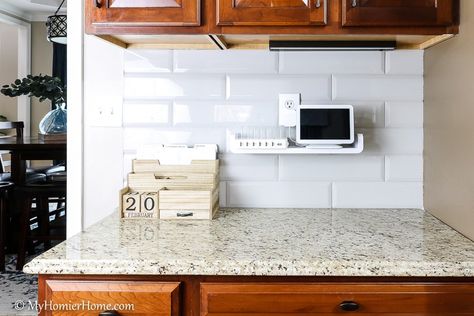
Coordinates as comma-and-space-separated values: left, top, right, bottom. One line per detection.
120, 49, 424, 209
83, 35, 124, 228
0, 23, 19, 122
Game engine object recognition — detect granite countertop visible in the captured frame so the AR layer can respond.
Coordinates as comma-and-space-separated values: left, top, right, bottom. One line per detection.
24, 208, 474, 277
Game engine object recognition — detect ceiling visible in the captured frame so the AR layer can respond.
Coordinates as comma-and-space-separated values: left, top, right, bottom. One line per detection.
0, 0, 67, 22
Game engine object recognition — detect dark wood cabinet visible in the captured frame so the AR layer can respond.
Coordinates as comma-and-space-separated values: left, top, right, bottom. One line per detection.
342, 0, 455, 27
216, 0, 327, 26
87, 0, 201, 27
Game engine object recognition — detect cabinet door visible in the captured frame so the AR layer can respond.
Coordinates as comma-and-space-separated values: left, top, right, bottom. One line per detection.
342, 0, 455, 27
43, 280, 180, 316
89, 0, 200, 27
201, 283, 474, 315
217, 0, 327, 26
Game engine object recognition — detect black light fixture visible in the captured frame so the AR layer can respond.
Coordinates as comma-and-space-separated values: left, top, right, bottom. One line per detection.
46, 0, 67, 45
269, 40, 397, 51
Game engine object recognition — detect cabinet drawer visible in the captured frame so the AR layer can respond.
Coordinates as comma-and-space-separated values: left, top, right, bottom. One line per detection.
44, 281, 180, 316
201, 283, 474, 315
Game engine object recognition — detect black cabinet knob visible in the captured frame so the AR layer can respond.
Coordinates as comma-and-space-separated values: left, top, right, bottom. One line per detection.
99, 311, 120, 316
339, 301, 360, 312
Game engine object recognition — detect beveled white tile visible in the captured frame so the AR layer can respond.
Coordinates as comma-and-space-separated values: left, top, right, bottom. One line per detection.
386, 155, 423, 182
123, 127, 227, 151
360, 128, 423, 155
220, 154, 278, 181
219, 182, 227, 207
228, 75, 332, 101
333, 182, 423, 208
280, 51, 384, 74
228, 182, 332, 208
385, 102, 423, 128
124, 50, 172, 73
124, 74, 226, 99
385, 50, 424, 75
279, 155, 384, 181
123, 101, 170, 124
173, 101, 277, 126
174, 50, 278, 73
333, 75, 423, 101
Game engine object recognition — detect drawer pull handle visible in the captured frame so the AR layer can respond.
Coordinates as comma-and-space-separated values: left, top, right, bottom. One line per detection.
177, 212, 194, 217
315, 0, 321, 8
339, 301, 360, 312
99, 311, 120, 316
95, 0, 102, 8
351, 0, 357, 7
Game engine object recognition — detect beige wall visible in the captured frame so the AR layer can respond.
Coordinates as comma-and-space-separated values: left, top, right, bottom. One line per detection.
31, 21, 53, 135
0, 23, 19, 123
424, 0, 474, 240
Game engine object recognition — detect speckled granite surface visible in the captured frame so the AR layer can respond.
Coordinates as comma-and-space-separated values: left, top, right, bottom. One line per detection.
24, 209, 474, 277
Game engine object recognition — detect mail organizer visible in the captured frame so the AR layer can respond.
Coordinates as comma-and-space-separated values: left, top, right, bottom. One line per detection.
120, 159, 219, 220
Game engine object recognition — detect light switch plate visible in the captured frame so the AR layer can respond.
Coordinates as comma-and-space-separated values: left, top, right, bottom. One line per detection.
279, 93, 300, 127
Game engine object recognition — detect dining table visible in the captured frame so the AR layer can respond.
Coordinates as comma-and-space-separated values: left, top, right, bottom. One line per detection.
0, 136, 67, 184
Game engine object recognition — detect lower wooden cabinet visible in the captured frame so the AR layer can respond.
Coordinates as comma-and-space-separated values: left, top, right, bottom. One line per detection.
44, 280, 180, 316
201, 283, 474, 315
38, 276, 474, 316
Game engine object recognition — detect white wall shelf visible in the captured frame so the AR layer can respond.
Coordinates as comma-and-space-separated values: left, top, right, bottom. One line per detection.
228, 133, 364, 155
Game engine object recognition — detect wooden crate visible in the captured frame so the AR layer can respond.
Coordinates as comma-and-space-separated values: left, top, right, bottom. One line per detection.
121, 159, 219, 219
159, 187, 219, 220
133, 159, 219, 174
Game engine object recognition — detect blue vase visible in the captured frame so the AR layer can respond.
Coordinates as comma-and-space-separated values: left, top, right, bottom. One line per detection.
39, 103, 67, 134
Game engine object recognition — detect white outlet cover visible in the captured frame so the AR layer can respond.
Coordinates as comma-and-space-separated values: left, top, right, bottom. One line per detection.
279, 93, 300, 127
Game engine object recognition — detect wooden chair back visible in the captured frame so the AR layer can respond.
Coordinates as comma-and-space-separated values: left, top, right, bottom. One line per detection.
0, 121, 24, 172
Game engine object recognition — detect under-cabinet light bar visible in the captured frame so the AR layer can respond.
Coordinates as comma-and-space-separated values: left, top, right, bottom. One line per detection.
269, 40, 397, 51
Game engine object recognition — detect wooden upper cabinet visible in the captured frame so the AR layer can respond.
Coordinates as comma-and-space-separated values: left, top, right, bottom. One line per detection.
88, 0, 201, 27
342, 0, 455, 27
217, 0, 327, 26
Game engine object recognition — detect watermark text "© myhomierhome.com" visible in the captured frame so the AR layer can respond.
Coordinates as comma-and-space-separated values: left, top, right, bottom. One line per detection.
14, 300, 135, 313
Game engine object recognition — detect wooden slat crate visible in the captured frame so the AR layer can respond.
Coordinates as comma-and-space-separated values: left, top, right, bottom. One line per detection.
121, 159, 219, 220
133, 159, 219, 174
159, 187, 219, 220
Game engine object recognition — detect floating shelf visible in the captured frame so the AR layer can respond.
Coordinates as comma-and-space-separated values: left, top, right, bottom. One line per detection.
228, 134, 364, 155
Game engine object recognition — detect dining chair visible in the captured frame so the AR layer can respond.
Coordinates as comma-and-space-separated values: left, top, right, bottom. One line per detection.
0, 181, 14, 271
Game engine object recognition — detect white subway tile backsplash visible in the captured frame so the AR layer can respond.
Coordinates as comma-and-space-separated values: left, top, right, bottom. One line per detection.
124, 74, 226, 99
124, 50, 172, 73
385, 102, 423, 128
174, 50, 278, 74
123, 127, 227, 150
228, 182, 332, 208
173, 101, 278, 126
280, 51, 384, 74
220, 154, 278, 181
123, 101, 170, 125
385, 50, 424, 75
360, 128, 423, 155
385, 155, 423, 182
228, 75, 332, 101
219, 182, 227, 207
333, 75, 423, 101
279, 155, 384, 181
121, 50, 425, 209
333, 182, 423, 208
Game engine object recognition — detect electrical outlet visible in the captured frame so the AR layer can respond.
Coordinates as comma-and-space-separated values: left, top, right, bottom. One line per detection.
279, 93, 300, 127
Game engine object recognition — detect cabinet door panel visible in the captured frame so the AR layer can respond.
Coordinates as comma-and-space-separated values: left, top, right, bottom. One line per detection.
342, 0, 454, 27
44, 280, 180, 316
217, 0, 327, 26
89, 0, 200, 27
201, 283, 474, 315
